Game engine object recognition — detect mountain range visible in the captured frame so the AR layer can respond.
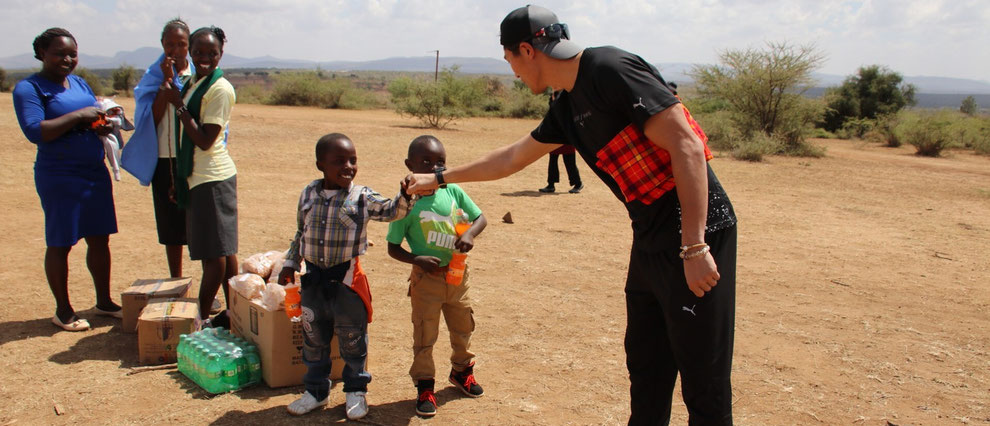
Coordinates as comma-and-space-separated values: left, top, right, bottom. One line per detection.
4, 46, 990, 96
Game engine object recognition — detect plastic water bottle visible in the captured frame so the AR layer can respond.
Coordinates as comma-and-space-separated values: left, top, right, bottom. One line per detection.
207, 353, 226, 393
221, 350, 240, 390
284, 283, 302, 322
245, 344, 262, 385
446, 209, 470, 286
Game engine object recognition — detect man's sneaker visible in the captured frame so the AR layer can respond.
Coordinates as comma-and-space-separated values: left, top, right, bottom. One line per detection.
569, 183, 584, 194
416, 388, 438, 417
449, 364, 484, 397
286, 391, 328, 416
538, 184, 555, 193
345, 391, 369, 420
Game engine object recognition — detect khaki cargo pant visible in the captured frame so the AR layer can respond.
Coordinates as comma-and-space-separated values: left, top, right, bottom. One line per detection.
408, 264, 476, 381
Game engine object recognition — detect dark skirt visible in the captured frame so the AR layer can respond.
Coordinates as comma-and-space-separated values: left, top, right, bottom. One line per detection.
35, 163, 118, 247
186, 175, 238, 260
151, 158, 187, 246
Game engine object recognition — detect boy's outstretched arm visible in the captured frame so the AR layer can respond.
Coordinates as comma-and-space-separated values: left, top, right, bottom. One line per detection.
454, 214, 487, 253
387, 242, 442, 275
366, 179, 416, 222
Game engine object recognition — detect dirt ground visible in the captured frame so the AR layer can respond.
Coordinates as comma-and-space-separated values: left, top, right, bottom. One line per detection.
1, 93, 988, 425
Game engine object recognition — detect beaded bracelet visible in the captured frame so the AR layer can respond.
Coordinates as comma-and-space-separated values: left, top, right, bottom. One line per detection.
680, 245, 710, 260
679, 243, 707, 252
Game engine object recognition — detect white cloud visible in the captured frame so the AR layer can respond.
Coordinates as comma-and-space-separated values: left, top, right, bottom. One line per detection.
2, 0, 987, 81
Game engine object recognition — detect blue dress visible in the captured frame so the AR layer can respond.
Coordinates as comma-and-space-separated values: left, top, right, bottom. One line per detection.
13, 74, 118, 247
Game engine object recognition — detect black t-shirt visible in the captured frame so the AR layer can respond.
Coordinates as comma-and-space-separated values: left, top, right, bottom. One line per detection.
531, 46, 736, 248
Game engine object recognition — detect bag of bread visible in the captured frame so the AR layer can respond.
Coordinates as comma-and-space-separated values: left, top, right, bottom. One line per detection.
229, 273, 266, 300
242, 252, 276, 280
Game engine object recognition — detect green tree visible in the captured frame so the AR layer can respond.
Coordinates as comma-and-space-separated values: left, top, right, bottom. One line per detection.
822, 65, 917, 131
960, 95, 978, 115
691, 41, 825, 156
111, 64, 138, 95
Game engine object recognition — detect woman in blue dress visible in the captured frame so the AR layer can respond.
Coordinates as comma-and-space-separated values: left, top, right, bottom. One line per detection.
13, 28, 122, 332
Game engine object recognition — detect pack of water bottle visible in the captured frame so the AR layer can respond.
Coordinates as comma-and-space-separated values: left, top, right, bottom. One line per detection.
177, 328, 262, 393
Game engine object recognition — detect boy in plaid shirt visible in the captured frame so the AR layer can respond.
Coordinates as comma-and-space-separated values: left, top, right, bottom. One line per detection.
277, 133, 415, 420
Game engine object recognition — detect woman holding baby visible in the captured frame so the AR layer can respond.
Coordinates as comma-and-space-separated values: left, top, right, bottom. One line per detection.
12, 27, 122, 331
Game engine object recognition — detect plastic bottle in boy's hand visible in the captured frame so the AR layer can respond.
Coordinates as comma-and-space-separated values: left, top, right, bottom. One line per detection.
446, 209, 470, 286
284, 282, 302, 322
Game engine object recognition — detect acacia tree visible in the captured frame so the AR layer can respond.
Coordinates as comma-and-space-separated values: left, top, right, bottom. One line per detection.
822, 65, 916, 131
691, 42, 825, 154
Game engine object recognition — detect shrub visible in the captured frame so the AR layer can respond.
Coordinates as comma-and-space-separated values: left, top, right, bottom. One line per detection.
268, 72, 355, 109
74, 67, 109, 96
111, 64, 138, 96
973, 126, 990, 155
947, 114, 987, 149
388, 66, 505, 128
694, 110, 740, 152
872, 113, 902, 147
900, 111, 954, 157
835, 117, 874, 140
732, 133, 782, 162
506, 84, 548, 119
235, 83, 268, 104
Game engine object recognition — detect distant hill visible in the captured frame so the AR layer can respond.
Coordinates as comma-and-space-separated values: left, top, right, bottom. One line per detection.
4, 47, 990, 101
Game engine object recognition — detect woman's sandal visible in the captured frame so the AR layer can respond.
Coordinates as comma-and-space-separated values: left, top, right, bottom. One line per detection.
95, 306, 123, 319
52, 315, 91, 332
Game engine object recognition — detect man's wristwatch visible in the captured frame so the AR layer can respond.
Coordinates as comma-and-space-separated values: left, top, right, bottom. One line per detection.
175, 105, 188, 116
434, 168, 447, 188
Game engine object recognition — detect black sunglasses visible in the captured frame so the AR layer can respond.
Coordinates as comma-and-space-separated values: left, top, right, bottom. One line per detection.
530, 23, 570, 43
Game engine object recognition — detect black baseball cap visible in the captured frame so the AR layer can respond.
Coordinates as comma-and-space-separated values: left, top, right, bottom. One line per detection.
499, 5, 583, 59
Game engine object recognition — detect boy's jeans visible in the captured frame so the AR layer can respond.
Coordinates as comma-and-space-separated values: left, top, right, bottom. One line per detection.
408, 265, 475, 381
301, 261, 371, 400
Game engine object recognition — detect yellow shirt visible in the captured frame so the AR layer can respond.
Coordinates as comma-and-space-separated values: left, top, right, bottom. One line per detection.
157, 66, 192, 158
180, 75, 237, 189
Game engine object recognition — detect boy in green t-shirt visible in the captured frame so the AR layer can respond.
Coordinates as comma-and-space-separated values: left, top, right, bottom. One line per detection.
386, 135, 488, 417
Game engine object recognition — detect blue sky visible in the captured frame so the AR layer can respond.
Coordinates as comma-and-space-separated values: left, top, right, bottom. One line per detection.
3, 0, 988, 81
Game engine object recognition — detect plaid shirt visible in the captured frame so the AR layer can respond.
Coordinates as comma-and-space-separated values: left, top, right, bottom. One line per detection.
594, 105, 713, 205
284, 180, 413, 271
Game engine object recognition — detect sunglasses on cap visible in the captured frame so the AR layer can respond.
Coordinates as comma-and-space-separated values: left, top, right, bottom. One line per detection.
530, 23, 570, 43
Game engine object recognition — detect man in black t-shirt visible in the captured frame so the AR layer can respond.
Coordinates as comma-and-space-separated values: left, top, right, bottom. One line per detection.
407, 5, 737, 424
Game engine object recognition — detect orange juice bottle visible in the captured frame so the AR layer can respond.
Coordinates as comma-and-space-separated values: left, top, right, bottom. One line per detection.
446, 209, 470, 286
284, 283, 302, 322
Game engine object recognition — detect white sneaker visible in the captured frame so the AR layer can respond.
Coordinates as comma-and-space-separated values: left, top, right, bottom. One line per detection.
345, 391, 368, 420
287, 391, 328, 416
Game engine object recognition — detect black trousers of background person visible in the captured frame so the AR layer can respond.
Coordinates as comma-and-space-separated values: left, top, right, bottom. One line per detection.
625, 225, 737, 426
547, 153, 582, 187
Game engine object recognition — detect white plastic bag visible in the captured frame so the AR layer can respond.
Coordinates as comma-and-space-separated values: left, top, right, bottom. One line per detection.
242, 252, 276, 280
267, 251, 288, 283
260, 282, 287, 311
229, 273, 265, 300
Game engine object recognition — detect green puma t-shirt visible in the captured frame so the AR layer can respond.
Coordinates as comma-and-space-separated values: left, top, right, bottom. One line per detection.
386, 184, 482, 266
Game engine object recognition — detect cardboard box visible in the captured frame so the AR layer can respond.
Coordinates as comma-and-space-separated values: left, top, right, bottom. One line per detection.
122, 277, 193, 332
229, 290, 350, 388
137, 298, 199, 365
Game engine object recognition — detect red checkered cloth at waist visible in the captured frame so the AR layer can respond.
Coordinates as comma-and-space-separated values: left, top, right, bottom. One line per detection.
594, 105, 712, 205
